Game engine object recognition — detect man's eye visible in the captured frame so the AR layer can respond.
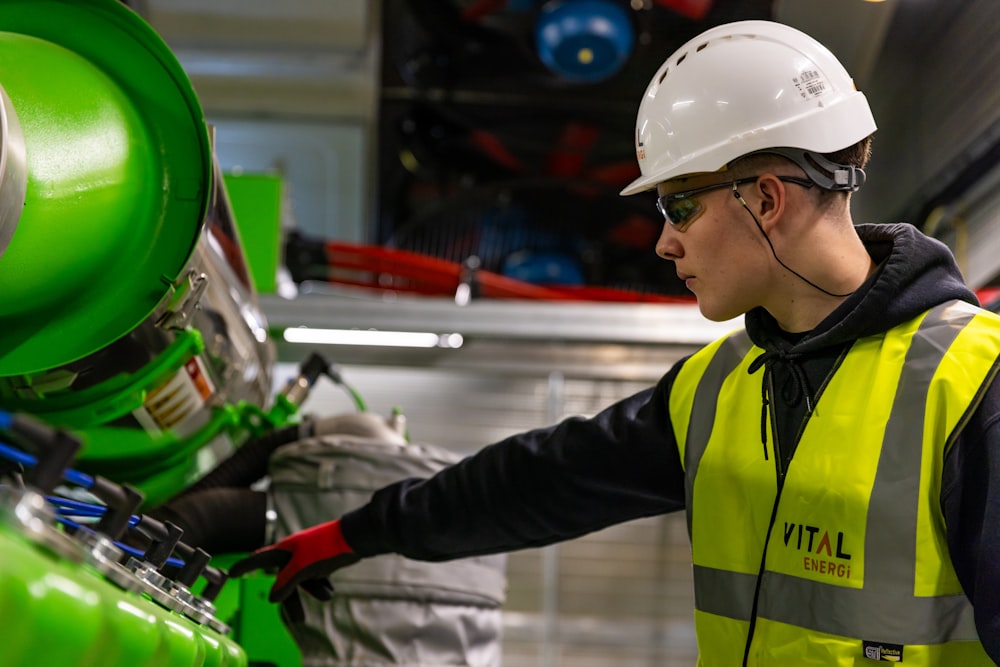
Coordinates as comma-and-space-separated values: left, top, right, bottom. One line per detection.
668, 198, 699, 225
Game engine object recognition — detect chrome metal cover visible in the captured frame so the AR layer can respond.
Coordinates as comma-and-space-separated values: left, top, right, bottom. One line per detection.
0, 83, 26, 259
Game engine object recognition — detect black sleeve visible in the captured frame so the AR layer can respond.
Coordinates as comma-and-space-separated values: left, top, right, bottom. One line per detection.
942, 369, 1000, 663
341, 362, 689, 561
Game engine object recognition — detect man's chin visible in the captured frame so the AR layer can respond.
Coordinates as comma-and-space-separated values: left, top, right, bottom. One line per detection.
697, 300, 743, 324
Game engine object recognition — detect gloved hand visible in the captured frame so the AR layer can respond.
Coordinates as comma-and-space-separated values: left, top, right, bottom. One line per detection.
227, 518, 361, 603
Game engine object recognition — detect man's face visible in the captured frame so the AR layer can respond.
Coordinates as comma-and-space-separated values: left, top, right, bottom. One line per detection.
653, 174, 769, 322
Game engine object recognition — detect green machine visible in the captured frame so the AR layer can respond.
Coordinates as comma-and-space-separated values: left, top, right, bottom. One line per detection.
0, 1, 308, 665
0, 0, 283, 506
0, 480, 246, 667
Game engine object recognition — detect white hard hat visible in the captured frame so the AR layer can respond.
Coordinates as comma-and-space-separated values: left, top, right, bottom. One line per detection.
620, 20, 877, 196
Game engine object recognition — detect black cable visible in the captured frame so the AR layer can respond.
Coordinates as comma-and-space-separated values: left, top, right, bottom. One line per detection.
732, 183, 856, 299
146, 488, 268, 555
169, 423, 306, 500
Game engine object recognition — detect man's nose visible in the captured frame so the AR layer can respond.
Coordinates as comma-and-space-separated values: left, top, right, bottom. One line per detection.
655, 223, 682, 260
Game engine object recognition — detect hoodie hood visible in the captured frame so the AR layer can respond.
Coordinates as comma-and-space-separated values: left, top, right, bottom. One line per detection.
746, 222, 979, 354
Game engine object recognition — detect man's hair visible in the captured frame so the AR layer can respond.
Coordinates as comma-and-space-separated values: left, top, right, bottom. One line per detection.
822, 136, 873, 173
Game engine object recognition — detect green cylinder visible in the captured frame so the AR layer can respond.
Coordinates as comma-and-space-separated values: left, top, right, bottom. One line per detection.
0, 523, 246, 667
0, 0, 211, 375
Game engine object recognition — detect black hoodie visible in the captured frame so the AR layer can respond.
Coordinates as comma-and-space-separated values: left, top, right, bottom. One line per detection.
342, 222, 1000, 660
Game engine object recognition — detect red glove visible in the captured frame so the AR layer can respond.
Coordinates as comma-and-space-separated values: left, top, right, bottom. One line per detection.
227, 519, 361, 603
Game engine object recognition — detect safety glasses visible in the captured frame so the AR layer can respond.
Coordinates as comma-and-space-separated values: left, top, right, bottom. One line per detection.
655, 175, 813, 227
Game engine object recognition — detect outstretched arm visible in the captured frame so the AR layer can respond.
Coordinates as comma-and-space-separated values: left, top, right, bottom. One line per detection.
342, 367, 688, 561
229, 365, 689, 604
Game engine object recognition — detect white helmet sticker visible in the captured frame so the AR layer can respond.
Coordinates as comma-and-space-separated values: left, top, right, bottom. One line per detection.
795, 69, 828, 99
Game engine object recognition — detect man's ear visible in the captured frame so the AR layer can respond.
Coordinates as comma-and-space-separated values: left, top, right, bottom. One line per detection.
754, 174, 787, 230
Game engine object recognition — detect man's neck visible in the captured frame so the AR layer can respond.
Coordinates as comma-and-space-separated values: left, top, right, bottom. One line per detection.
769, 254, 877, 333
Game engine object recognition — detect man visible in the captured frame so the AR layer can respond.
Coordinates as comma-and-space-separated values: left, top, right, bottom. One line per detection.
231, 20, 1000, 665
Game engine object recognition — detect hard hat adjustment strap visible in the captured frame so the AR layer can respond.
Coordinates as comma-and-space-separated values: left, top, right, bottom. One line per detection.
746, 147, 866, 192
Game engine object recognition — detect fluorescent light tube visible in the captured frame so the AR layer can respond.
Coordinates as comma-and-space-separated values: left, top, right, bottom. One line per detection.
283, 327, 463, 349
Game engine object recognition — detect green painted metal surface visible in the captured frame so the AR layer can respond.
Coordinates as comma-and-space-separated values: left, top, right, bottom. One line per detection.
0, 0, 211, 375
224, 173, 284, 295
209, 553, 304, 667
0, 328, 227, 507
0, 525, 246, 667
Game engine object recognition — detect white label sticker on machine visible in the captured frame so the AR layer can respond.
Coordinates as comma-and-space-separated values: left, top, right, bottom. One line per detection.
134, 357, 216, 435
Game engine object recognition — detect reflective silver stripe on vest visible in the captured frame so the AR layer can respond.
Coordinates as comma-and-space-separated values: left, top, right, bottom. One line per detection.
683, 330, 754, 539
690, 301, 981, 643
693, 565, 756, 622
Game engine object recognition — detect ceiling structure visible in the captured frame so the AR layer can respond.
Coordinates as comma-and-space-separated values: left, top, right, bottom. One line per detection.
131, 0, 1000, 294
132, 0, 900, 103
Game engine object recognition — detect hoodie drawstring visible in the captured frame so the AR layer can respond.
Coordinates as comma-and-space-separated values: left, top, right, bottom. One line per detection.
748, 350, 815, 461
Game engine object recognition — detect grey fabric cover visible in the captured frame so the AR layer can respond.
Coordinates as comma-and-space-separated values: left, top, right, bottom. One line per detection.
269, 432, 506, 667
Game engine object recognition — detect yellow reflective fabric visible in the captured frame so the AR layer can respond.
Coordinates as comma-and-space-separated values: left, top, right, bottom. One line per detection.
689, 345, 776, 573
672, 333, 733, 465
915, 310, 1000, 596
693, 609, 749, 667
748, 617, 992, 666
669, 302, 1000, 666
764, 328, 916, 589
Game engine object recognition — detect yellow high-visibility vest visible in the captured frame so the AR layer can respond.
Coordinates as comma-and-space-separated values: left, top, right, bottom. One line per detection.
670, 300, 1000, 666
